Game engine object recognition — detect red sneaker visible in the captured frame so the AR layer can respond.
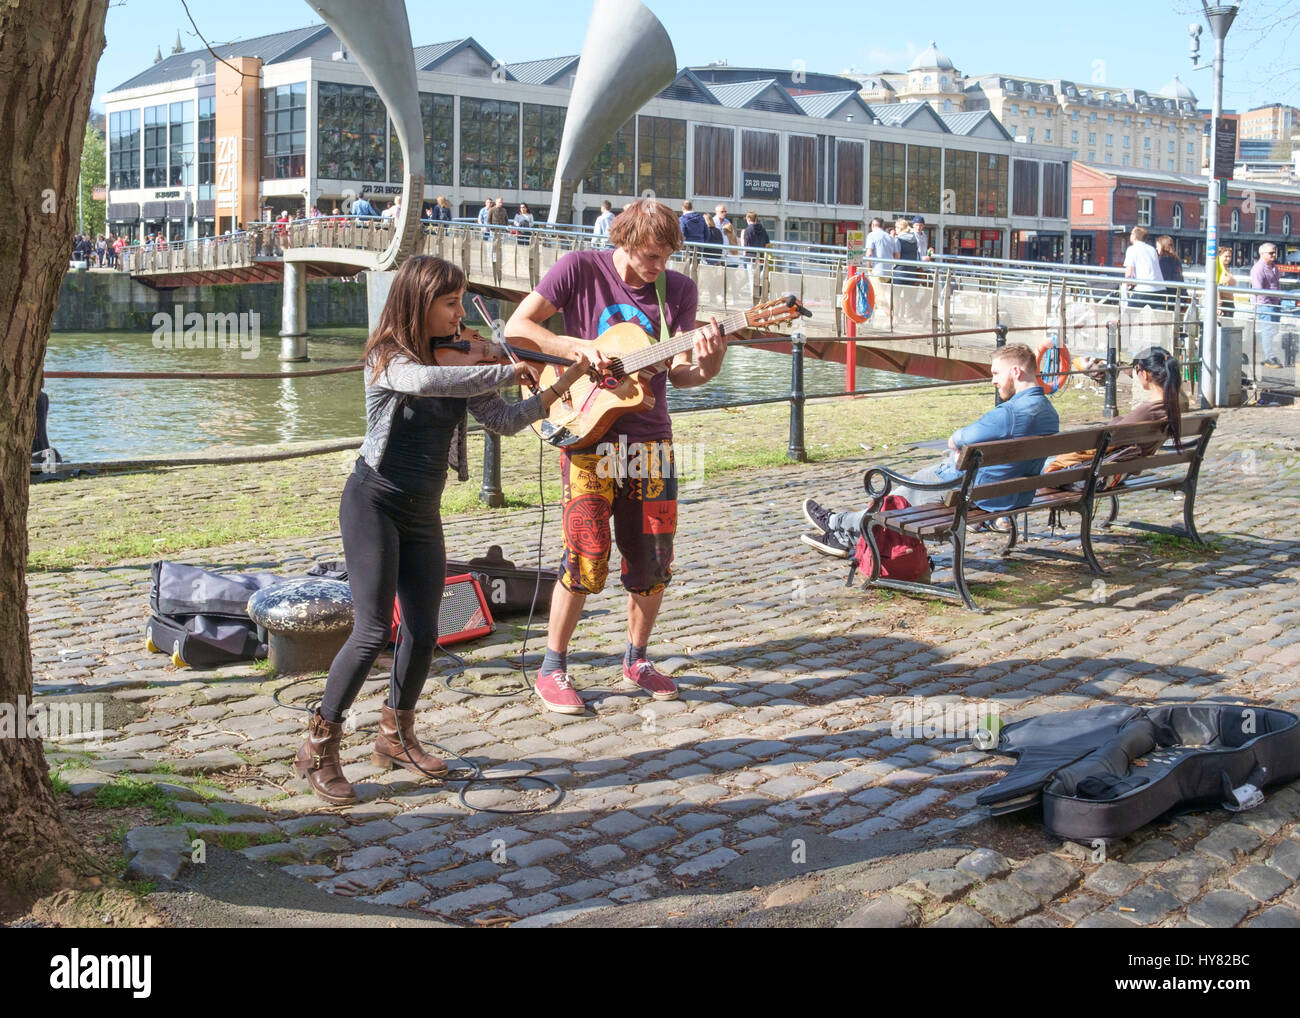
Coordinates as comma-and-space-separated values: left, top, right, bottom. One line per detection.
623, 659, 679, 701
535, 669, 585, 715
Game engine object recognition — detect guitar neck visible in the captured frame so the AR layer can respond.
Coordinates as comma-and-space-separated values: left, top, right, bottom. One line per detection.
620, 310, 751, 373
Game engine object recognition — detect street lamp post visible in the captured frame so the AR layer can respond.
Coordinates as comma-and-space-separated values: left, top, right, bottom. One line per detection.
1196, 2, 1242, 408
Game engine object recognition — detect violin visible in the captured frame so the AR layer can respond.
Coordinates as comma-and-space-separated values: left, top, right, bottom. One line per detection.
429, 326, 576, 371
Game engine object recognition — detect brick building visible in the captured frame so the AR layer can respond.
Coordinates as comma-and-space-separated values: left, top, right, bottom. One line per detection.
1070, 163, 1299, 269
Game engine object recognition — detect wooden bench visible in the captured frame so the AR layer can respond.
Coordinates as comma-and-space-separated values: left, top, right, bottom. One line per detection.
854, 412, 1219, 611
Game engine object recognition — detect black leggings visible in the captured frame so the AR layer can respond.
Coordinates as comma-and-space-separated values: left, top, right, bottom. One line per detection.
320, 462, 445, 722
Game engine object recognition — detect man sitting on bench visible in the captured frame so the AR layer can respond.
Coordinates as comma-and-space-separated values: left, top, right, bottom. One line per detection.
801, 343, 1059, 557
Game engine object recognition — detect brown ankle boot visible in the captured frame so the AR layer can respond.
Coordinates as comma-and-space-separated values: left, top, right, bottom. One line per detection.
294, 709, 357, 805
372, 704, 449, 778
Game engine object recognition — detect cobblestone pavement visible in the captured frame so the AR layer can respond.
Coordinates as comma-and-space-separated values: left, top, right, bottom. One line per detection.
29, 403, 1300, 927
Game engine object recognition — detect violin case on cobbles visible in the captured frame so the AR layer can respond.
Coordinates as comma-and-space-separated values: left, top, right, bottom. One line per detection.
976, 703, 1300, 842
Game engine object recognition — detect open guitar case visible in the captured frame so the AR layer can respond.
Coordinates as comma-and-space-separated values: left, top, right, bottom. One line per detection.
976, 703, 1300, 842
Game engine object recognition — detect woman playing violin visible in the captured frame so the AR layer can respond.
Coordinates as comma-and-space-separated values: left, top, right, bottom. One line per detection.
295, 254, 590, 804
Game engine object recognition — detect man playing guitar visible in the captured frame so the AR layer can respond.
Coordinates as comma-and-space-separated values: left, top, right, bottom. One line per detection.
506, 198, 725, 715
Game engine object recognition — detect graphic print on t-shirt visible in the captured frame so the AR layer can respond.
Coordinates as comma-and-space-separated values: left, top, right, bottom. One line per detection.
597, 303, 656, 336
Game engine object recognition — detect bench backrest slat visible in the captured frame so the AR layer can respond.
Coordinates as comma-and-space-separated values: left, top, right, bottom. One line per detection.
955, 426, 1108, 470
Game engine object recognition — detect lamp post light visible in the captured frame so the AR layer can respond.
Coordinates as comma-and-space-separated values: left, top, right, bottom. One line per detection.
1195, 1, 1243, 407
183, 152, 194, 242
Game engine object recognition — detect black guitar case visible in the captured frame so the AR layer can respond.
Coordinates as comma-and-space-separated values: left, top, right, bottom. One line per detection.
976, 703, 1300, 842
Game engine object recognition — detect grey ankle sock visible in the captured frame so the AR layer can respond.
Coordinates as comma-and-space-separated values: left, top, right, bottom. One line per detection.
541, 648, 567, 675
625, 643, 647, 668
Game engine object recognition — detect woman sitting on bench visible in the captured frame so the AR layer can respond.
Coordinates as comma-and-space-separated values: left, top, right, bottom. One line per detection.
1044, 346, 1186, 489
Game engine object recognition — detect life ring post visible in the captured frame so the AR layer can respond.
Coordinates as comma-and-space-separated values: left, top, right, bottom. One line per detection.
1035, 335, 1072, 395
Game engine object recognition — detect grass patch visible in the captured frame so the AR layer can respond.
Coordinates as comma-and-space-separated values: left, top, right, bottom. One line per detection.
214, 832, 252, 851
1138, 532, 1224, 557
257, 832, 288, 845
128, 879, 157, 896
92, 778, 181, 822
292, 824, 335, 838
26, 383, 1116, 570
50, 773, 71, 795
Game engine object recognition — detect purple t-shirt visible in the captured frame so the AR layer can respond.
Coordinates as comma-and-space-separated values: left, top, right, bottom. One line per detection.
535, 249, 698, 444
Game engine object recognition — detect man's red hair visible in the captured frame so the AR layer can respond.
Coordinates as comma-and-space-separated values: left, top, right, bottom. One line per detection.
609, 198, 683, 253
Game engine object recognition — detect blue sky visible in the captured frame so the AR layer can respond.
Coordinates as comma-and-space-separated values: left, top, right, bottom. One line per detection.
93, 0, 1299, 112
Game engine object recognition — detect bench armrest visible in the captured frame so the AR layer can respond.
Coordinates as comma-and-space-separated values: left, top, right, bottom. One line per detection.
863, 464, 960, 501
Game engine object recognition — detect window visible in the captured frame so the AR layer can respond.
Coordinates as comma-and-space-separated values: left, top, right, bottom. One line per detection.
1042, 162, 1066, 218
1088, 151, 1096, 161
1137, 195, 1153, 226
636, 115, 685, 199
584, 117, 635, 195
1081, 197, 1095, 215
741, 129, 779, 176
906, 144, 940, 212
1009, 103, 1020, 115
143, 104, 167, 187
1143, 137, 1150, 150
1027, 127, 1035, 142
1200, 199, 1208, 223
943, 149, 976, 216
1105, 134, 1113, 146
1071, 130, 1079, 143
1028, 107, 1036, 118
1142, 157, 1150, 168
1105, 153, 1113, 164
1122, 154, 1130, 166
420, 92, 455, 185
1122, 136, 1130, 148
1172, 202, 1183, 229
523, 103, 565, 191
109, 109, 141, 190
1012, 159, 1040, 216
1044, 129, 1052, 141
692, 125, 733, 198
1167, 140, 1174, 153
197, 97, 214, 200
461, 97, 520, 190
317, 82, 384, 181
868, 140, 905, 210
1010, 125, 1019, 137
1167, 160, 1174, 170
1284, 212, 1292, 236
835, 140, 864, 205
261, 84, 306, 180
1089, 112, 1096, 123
790, 135, 821, 203
1187, 142, 1195, 156
977, 152, 1008, 217
168, 100, 194, 186
1088, 132, 1096, 145
1231, 208, 1240, 231
1256, 206, 1268, 234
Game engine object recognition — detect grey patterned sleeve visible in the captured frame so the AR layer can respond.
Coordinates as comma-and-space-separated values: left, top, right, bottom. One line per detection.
377, 356, 515, 398
467, 390, 546, 436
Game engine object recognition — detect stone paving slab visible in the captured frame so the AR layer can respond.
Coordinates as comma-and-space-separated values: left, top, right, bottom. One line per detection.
26, 403, 1300, 926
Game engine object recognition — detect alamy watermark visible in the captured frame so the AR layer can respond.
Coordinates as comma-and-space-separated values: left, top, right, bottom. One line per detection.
593, 436, 705, 491
890, 696, 1002, 742
1, 696, 106, 746
152, 305, 261, 359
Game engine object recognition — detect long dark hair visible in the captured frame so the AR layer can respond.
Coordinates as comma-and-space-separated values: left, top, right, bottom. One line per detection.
1132, 347, 1182, 449
363, 255, 465, 382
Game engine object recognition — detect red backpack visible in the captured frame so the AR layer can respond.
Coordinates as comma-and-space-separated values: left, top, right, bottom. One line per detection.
849, 495, 931, 583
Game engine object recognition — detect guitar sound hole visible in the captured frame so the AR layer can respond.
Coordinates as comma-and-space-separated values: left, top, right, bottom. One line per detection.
607, 359, 625, 380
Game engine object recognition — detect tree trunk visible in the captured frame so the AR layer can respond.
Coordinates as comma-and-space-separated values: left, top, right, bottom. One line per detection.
0, 0, 109, 913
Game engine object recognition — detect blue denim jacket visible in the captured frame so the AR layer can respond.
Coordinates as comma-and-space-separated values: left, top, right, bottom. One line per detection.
934, 385, 1059, 511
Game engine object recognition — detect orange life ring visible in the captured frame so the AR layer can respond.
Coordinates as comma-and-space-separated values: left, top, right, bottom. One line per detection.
841, 274, 874, 324
1035, 340, 1071, 394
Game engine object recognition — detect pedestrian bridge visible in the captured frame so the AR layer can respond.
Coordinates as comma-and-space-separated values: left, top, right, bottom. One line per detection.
120, 218, 1229, 383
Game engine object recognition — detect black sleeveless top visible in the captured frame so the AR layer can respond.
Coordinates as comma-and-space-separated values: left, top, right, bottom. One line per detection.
375, 391, 465, 500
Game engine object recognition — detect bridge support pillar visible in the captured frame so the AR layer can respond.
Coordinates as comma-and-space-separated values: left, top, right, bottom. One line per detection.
279, 261, 309, 362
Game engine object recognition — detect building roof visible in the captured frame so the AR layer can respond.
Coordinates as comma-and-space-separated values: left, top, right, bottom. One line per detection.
1158, 75, 1196, 102
505, 54, 579, 86
706, 78, 802, 114
657, 68, 720, 104
412, 37, 497, 72
111, 23, 333, 91
793, 90, 872, 119
868, 101, 951, 132
909, 41, 954, 72
941, 110, 1011, 139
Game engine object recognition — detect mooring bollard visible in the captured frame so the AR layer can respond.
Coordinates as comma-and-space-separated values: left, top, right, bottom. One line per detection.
787, 327, 807, 462
1104, 321, 1119, 420
993, 321, 1009, 406
480, 432, 505, 507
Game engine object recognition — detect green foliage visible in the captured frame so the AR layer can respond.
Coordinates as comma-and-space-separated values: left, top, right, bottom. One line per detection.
92, 778, 181, 821
80, 123, 106, 238
50, 773, 71, 795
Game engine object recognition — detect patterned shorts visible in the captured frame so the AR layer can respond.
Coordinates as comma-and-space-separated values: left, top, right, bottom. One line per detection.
559, 439, 678, 596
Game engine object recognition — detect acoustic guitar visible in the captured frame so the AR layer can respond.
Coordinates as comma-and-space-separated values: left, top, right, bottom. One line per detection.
517, 296, 810, 449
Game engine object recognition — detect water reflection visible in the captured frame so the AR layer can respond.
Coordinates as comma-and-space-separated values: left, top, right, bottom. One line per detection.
43, 327, 923, 461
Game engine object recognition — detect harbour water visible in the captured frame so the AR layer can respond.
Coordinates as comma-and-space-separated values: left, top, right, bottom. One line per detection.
42, 327, 925, 462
